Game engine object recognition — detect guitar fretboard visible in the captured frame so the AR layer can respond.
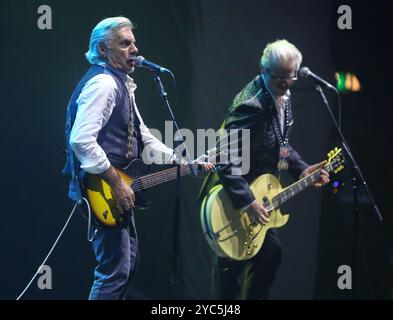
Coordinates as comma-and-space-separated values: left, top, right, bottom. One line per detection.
265, 163, 332, 211
131, 164, 198, 192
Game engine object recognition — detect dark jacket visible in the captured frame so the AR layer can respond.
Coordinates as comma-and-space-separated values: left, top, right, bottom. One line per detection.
199, 74, 308, 209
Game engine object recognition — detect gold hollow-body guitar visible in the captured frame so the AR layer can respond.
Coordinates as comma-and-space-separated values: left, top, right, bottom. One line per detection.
85, 160, 204, 227
200, 147, 344, 261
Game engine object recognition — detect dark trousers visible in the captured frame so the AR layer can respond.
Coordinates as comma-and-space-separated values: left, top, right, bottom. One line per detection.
88, 212, 139, 300
218, 229, 282, 300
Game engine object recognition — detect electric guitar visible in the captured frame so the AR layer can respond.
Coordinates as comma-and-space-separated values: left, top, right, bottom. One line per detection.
85, 159, 207, 227
200, 147, 345, 261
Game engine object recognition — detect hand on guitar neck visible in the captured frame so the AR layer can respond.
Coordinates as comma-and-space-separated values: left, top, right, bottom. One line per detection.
300, 160, 330, 188
201, 162, 215, 173
246, 160, 329, 226
100, 166, 135, 214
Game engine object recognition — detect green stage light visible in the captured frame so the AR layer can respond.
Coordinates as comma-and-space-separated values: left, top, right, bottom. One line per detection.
335, 72, 361, 92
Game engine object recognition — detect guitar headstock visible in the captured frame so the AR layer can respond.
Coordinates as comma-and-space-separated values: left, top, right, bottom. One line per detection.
326, 147, 345, 174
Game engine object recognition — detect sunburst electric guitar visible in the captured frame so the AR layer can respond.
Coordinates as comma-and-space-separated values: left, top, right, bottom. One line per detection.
85, 160, 207, 227
200, 147, 345, 261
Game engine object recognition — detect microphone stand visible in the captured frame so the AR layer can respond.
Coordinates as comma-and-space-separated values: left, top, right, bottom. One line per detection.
315, 85, 383, 299
152, 72, 196, 299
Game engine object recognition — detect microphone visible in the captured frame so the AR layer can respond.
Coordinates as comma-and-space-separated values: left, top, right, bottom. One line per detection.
299, 67, 336, 90
135, 56, 172, 74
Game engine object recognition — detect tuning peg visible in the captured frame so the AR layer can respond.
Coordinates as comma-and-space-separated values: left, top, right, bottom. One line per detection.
334, 164, 344, 173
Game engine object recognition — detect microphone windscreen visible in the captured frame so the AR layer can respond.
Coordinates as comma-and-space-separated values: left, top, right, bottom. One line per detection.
135, 56, 145, 67
299, 67, 310, 78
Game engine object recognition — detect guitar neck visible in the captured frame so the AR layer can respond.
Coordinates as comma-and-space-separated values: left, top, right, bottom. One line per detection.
131, 164, 197, 192
269, 165, 330, 210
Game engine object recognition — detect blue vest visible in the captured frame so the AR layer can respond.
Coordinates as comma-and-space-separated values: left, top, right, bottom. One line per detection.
63, 65, 142, 202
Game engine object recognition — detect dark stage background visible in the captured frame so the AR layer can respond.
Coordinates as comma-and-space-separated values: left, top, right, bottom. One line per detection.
0, 0, 391, 299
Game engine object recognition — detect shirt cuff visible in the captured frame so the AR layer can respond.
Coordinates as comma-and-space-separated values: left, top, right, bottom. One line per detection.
80, 158, 111, 175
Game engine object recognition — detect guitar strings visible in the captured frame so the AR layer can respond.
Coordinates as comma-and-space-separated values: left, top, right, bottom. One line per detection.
130, 165, 194, 191
268, 166, 329, 210
131, 166, 194, 191
130, 154, 333, 206
128, 146, 224, 191
131, 148, 338, 192
129, 142, 250, 192
132, 165, 189, 186
131, 156, 327, 195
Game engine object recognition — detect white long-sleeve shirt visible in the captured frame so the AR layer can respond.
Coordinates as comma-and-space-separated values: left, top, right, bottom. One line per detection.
69, 72, 175, 174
